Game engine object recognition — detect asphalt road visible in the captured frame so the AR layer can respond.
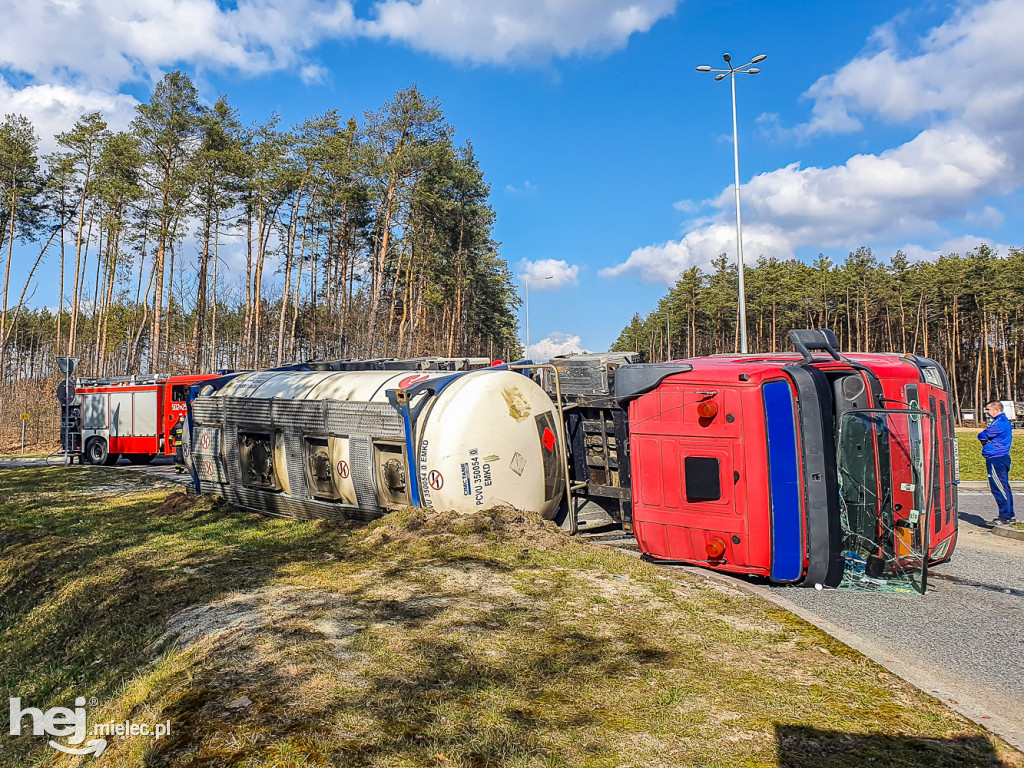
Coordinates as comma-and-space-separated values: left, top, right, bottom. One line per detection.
775, 490, 1024, 749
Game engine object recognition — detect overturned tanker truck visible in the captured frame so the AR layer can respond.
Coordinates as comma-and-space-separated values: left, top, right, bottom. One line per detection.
186, 358, 570, 522
185, 330, 958, 591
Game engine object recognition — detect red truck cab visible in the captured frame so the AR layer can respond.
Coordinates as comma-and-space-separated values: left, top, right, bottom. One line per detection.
618, 330, 957, 590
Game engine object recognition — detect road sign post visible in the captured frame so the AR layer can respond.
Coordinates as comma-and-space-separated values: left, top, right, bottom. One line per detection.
21, 413, 29, 456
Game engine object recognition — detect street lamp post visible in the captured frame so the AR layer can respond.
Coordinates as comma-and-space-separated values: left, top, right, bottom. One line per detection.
697, 52, 766, 354
524, 275, 553, 356
655, 312, 672, 361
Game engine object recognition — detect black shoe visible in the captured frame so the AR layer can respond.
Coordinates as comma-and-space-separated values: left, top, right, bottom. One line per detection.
991, 517, 1015, 526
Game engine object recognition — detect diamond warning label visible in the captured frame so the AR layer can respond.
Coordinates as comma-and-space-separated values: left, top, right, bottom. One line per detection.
510, 452, 527, 476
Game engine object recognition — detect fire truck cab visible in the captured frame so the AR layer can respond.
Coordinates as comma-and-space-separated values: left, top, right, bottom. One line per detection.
71, 374, 221, 465
618, 330, 957, 590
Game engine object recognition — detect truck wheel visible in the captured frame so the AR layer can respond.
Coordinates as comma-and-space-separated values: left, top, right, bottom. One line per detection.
85, 438, 109, 465
125, 453, 155, 465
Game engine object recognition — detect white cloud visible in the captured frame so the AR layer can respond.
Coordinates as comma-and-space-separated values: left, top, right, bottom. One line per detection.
738, 126, 1011, 247
0, 0, 357, 88
610, 0, 1024, 285
601, 223, 793, 285
901, 235, 1013, 262
0, 77, 139, 152
0, 0, 358, 150
299, 64, 331, 85
965, 205, 1006, 229
505, 180, 537, 194
0, 0, 678, 94
610, 124, 1013, 284
528, 331, 585, 361
518, 258, 579, 289
795, 0, 1024, 139
358, 0, 680, 65
0, 0, 680, 159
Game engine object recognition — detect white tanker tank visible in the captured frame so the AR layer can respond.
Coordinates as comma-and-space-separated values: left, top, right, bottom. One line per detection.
185, 362, 568, 522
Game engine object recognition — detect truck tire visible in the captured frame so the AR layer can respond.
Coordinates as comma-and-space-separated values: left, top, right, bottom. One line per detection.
125, 453, 156, 465
85, 438, 109, 465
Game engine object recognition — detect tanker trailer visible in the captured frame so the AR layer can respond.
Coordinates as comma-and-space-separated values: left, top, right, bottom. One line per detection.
185, 363, 568, 522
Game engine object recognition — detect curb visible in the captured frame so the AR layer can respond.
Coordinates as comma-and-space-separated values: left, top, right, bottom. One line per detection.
587, 540, 1024, 753
957, 481, 1024, 490
992, 525, 1024, 542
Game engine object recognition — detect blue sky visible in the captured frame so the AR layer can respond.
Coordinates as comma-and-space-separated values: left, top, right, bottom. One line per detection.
2, 0, 1023, 357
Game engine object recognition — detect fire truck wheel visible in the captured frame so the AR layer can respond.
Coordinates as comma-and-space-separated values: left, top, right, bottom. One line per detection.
125, 453, 155, 465
84, 437, 109, 465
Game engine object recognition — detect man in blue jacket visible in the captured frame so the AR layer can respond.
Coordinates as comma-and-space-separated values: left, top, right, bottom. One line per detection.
978, 401, 1015, 525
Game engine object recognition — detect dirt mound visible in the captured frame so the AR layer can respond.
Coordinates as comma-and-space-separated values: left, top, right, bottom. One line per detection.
153, 491, 202, 516
362, 505, 570, 550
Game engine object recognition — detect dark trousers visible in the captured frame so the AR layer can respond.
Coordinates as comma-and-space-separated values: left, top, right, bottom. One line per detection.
986, 455, 1015, 519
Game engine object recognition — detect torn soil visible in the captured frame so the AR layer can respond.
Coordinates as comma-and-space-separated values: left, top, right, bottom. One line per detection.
1, 467, 1021, 768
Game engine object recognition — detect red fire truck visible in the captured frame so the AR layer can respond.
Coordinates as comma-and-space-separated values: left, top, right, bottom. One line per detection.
615, 330, 957, 590
70, 374, 222, 465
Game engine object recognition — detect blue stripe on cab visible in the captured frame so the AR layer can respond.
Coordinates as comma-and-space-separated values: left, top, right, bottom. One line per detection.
763, 380, 804, 582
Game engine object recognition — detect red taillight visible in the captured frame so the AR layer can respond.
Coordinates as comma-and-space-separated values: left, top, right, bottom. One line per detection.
697, 401, 718, 419
705, 538, 726, 559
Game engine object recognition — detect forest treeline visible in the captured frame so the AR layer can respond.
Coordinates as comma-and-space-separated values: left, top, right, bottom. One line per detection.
612, 246, 1024, 419
0, 73, 521, 393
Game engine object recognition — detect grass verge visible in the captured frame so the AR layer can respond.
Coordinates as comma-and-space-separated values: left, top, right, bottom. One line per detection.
1, 467, 1021, 768
956, 433, 1024, 482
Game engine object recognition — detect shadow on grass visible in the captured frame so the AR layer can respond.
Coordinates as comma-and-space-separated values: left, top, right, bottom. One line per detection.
139, 599, 620, 768
0, 469, 359, 766
775, 725, 1003, 768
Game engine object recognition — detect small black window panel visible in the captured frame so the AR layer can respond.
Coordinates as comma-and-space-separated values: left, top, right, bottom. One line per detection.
685, 456, 721, 502
171, 385, 189, 402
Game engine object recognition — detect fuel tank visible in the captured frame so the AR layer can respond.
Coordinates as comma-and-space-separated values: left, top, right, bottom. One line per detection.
186, 367, 566, 522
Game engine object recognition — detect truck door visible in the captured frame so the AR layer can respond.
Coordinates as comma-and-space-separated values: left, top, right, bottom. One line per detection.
165, 383, 190, 453
835, 407, 935, 593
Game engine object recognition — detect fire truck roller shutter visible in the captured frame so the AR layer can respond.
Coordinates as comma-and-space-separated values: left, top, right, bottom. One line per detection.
110, 392, 132, 438
134, 391, 158, 437
82, 393, 107, 431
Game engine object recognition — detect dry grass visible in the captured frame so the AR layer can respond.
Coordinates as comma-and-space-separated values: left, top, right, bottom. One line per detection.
1, 468, 1021, 767
0, 377, 61, 455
